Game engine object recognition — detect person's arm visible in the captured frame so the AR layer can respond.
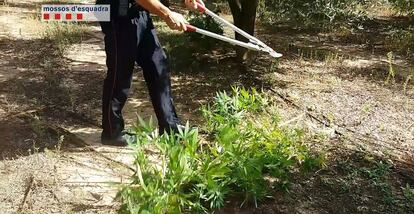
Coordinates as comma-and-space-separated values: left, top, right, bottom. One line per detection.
136, 0, 188, 31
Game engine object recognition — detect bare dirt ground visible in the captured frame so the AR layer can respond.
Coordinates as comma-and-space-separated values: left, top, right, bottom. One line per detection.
0, 0, 413, 213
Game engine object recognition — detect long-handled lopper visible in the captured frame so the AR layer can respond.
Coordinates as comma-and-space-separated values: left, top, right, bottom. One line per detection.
185, 1, 282, 58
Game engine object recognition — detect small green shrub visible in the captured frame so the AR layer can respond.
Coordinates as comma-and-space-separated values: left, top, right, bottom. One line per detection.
201, 87, 267, 129
188, 13, 224, 36
388, 0, 414, 15
257, 0, 368, 27
402, 183, 414, 210
155, 12, 224, 72
187, 12, 224, 48
386, 29, 414, 57
119, 87, 323, 213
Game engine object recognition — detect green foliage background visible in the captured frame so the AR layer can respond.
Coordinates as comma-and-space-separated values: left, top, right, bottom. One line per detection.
257, 0, 368, 26
389, 0, 414, 15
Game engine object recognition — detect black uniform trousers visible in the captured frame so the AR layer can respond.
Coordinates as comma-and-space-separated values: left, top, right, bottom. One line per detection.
99, 8, 180, 139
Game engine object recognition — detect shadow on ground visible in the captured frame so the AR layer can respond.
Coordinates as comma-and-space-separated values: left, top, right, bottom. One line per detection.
218, 147, 414, 214
0, 30, 271, 159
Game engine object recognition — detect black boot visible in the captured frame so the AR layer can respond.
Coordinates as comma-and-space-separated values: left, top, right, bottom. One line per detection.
101, 132, 136, 146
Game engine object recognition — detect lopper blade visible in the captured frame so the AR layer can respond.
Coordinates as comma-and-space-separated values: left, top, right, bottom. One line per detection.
260, 46, 282, 58
269, 51, 283, 58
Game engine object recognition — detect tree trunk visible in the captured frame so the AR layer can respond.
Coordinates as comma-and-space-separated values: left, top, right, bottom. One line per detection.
227, 0, 259, 61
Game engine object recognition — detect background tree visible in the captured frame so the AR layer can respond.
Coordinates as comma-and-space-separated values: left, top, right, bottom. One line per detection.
227, 0, 259, 60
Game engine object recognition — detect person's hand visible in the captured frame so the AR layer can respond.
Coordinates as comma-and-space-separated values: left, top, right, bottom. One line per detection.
165, 11, 188, 31
185, 0, 204, 11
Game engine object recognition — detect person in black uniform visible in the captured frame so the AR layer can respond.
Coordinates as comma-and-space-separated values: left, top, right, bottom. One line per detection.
96, 0, 203, 146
